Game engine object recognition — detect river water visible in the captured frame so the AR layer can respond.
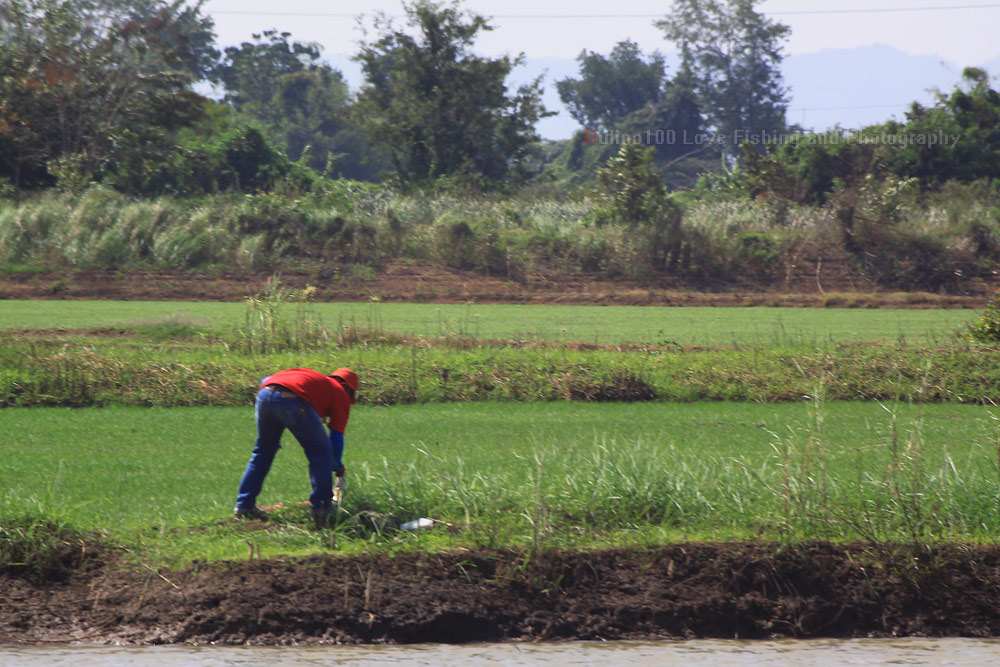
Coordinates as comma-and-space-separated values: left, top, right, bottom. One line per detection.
3, 639, 1000, 665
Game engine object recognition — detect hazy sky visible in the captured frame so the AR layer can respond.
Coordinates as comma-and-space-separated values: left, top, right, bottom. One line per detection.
201, 1, 1000, 137
202, 0, 1000, 65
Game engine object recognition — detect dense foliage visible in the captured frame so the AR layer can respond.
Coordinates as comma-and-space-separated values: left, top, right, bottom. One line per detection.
735, 68, 1000, 205
556, 40, 669, 132
656, 0, 790, 151
2, 0, 1000, 291
212, 29, 379, 181
353, 0, 548, 186
0, 0, 212, 197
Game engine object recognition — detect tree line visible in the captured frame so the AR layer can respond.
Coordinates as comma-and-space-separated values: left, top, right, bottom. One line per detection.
2, 0, 999, 203
0, 0, 795, 197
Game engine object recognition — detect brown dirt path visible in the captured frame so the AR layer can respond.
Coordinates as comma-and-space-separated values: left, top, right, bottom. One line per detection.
4, 543, 1000, 645
0, 261, 994, 307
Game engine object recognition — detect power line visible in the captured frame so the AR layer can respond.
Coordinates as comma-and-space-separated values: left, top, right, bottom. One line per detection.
210, 4, 1000, 19
770, 3, 1000, 15
497, 4, 1000, 17
792, 103, 912, 111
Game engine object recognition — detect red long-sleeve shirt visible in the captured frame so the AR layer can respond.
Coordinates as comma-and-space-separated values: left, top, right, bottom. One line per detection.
263, 368, 352, 433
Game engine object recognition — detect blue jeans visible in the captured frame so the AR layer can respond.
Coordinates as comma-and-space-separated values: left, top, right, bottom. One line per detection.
236, 386, 334, 511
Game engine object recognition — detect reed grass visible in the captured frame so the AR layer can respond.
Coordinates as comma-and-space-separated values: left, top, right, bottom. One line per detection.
2, 181, 998, 289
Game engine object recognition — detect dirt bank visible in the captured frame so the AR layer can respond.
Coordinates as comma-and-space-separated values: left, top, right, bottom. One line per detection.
0, 261, 993, 307
4, 543, 1000, 645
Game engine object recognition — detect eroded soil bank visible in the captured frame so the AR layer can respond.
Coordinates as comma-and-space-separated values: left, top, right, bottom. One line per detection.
4, 543, 1000, 646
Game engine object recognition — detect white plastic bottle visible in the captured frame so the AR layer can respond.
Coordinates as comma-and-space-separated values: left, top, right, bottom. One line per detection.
400, 517, 434, 531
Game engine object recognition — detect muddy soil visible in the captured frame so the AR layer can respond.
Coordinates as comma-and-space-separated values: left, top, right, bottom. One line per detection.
4, 543, 1000, 645
0, 259, 993, 307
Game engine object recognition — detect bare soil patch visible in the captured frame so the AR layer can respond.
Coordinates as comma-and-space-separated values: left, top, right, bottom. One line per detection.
0, 260, 993, 308
4, 543, 1000, 645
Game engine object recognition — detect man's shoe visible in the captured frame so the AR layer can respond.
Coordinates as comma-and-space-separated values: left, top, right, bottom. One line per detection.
311, 502, 332, 528
234, 505, 267, 520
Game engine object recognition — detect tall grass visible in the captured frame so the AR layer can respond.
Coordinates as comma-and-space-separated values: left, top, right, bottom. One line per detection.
3, 180, 998, 289
0, 516, 106, 582
741, 382, 1000, 554
228, 277, 331, 353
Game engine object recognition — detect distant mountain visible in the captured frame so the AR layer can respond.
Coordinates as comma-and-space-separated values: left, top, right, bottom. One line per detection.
981, 57, 1000, 79
782, 45, 964, 132
326, 45, 999, 142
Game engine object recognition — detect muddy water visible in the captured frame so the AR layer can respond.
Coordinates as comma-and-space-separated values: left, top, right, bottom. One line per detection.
4, 639, 1000, 665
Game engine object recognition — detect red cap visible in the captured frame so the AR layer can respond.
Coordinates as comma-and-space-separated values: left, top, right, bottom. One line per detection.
330, 368, 358, 403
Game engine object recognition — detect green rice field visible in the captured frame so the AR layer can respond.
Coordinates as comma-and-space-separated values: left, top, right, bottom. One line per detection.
0, 299, 978, 346
3, 401, 999, 565
2, 298, 998, 567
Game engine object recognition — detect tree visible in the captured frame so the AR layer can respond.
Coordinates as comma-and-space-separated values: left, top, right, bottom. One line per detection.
656, 0, 789, 153
213, 30, 325, 125
556, 40, 667, 131
618, 64, 705, 166
212, 30, 380, 180
547, 58, 706, 191
736, 69, 1000, 204
116, 0, 219, 81
0, 0, 210, 197
353, 0, 549, 184
273, 69, 347, 161
596, 142, 669, 225
274, 68, 385, 181
892, 68, 1000, 186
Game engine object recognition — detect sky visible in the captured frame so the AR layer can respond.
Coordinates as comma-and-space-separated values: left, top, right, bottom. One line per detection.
201, 1, 1000, 137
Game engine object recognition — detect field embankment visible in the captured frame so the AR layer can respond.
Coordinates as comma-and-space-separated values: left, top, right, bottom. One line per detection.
0, 262, 995, 307
5, 543, 1000, 645
6, 331, 1000, 407
0, 297, 994, 408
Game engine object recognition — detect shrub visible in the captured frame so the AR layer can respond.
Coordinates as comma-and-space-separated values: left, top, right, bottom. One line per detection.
969, 290, 1000, 342
592, 143, 689, 275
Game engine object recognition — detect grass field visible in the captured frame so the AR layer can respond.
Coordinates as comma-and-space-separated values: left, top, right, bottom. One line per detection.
1, 299, 978, 346
4, 401, 999, 566
3, 297, 998, 571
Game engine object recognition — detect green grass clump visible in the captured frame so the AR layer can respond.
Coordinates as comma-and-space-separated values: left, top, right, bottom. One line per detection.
128, 314, 214, 341
0, 516, 106, 581
968, 291, 1000, 343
